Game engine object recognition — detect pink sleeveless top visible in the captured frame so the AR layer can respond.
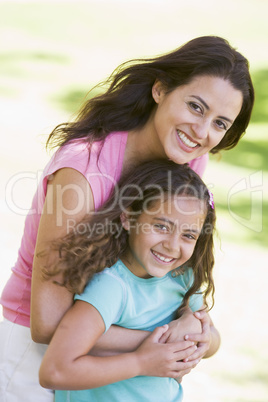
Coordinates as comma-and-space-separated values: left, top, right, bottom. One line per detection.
0, 132, 208, 327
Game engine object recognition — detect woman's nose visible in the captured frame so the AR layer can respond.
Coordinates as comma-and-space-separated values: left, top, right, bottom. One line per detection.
191, 119, 210, 140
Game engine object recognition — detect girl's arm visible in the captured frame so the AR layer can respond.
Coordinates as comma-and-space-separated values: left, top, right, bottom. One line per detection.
31, 168, 94, 343
39, 300, 198, 390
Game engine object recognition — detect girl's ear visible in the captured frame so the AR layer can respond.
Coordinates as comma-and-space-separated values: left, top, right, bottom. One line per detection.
120, 211, 131, 231
152, 80, 165, 104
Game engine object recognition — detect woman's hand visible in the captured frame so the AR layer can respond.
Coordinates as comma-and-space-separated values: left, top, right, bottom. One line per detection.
157, 308, 204, 382
135, 325, 199, 379
158, 308, 202, 344
184, 310, 221, 360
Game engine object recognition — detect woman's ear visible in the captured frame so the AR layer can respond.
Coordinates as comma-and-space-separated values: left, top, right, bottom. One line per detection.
120, 211, 131, 231
152, 80, 164, 104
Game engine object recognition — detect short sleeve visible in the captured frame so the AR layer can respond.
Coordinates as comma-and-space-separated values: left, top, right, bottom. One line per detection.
74, 270, 126, 332
181, 269, 204, 312
188, 153, 209, 178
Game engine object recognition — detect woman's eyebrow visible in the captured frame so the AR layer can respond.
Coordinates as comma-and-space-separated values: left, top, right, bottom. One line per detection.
183, 228, 201, 235
191, 95, 234, 124
191, 95, 210, 110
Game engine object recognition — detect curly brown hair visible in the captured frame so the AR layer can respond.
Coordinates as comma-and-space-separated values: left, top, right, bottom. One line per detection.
43, 160, 216, 314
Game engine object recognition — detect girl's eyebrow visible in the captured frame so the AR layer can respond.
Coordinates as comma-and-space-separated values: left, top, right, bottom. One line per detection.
153, 218, 201, 235
191, 95, 234, 124
153, 217, 174, 226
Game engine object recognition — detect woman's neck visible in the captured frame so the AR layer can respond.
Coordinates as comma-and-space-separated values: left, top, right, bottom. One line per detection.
122, 117, 165, 171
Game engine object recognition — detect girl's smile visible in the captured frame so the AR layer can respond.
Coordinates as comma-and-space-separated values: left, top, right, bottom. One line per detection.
151, 249, 177, 264
121, 196, 206, 279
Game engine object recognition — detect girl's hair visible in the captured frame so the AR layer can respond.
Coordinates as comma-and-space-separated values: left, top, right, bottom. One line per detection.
45, 160, 216, 313
47, 35, 254, 154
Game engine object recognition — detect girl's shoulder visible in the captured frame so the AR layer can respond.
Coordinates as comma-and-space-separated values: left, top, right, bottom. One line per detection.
170, 267, 194, 289
78, 260, 128, 300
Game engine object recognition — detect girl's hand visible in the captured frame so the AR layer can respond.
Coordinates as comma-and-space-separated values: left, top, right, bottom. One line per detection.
135, 325, 199, 379
183, 310, 211, 361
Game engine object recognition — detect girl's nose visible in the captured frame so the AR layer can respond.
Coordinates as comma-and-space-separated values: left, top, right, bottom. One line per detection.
162, 233, 180, 253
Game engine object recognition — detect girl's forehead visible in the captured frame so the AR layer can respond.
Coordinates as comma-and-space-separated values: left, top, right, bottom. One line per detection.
146, 195, 207, 215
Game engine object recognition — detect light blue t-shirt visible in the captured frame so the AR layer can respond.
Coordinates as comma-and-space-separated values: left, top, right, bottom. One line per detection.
55, 260, 203, 402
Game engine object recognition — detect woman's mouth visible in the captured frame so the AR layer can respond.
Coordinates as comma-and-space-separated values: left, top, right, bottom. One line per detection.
177, 130, 199, 149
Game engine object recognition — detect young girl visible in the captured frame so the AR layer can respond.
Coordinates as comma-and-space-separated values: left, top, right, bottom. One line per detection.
0, 35, 251, 401
39, 160, 220, 402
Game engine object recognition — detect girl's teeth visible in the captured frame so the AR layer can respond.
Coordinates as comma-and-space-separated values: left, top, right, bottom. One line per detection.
177, 131, 197, 148
152, 251, 173, 263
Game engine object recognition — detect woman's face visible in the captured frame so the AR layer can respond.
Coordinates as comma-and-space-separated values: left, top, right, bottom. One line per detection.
150, 75, 243, 164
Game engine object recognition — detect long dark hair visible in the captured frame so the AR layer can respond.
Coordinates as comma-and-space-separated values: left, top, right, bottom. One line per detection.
47, 35, 254, 154
44, 160, 216, 313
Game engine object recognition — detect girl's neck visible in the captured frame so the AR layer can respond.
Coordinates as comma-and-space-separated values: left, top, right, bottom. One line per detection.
120, 253, 151, 280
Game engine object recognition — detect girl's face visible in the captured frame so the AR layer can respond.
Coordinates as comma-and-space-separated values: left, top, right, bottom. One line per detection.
121, 196, 206, 279
150, 75, 243, 164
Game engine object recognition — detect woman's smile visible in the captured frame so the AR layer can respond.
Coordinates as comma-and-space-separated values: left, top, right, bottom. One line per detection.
147, 75, 243, 164
176, 130, 200, 152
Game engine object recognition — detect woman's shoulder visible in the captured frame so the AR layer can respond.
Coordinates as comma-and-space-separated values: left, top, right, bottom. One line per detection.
188, 153, 209, 177
45, 132, 128, 175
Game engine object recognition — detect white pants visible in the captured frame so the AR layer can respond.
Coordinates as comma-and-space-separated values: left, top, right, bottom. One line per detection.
0, 319, 54, 402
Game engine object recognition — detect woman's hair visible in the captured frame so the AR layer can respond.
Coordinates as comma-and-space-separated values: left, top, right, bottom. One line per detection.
47, 35, 254, 154
44, 160, 216, 313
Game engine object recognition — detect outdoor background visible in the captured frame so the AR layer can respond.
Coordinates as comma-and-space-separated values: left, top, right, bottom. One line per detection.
0, 1, 267, 401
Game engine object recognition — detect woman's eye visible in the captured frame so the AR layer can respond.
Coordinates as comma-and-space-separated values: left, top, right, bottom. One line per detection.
184, 233, 196, 240
188, 102, 203, 114
215, 119, 227, 130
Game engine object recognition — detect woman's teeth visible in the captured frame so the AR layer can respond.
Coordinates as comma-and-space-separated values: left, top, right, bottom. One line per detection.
152, 250, 174, 263
177, 131, 198, 148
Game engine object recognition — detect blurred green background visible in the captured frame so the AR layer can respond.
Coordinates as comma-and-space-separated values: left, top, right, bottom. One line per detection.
0, 1, 267, 401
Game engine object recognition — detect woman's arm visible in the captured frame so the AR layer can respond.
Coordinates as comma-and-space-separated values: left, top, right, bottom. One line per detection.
91, 326, 150, 356
31, 168, 94, 344
39, 300, 198, 390
91, 307, 202, 356
30, 167, 196, 354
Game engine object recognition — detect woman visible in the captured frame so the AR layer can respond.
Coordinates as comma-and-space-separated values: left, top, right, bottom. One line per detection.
0, 35, 254, 402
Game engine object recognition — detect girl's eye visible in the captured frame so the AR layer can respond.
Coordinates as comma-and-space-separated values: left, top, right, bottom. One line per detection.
215, 119, 228, 131
188, 102, 203, 114
154, 224, 169, 232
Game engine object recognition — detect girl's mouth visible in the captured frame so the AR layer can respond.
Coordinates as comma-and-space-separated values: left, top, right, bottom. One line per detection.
177, 130, 199, 149
151, 250, 176, 264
